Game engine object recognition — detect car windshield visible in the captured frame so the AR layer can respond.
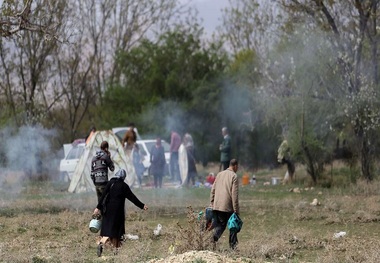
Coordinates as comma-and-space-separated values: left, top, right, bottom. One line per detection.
66, 145, 84, 160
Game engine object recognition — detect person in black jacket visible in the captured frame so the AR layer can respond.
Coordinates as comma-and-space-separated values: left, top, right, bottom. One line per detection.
184, 133, 197, 187
91, 141, 115, 202
150, 138, 166, 188
93, 169, 148, 257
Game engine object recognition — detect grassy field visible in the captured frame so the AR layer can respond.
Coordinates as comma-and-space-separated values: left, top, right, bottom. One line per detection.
1, 165, 380, 262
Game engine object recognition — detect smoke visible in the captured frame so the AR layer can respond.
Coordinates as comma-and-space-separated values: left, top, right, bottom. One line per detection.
138, 100, 187, 140
0, 125, 60, 191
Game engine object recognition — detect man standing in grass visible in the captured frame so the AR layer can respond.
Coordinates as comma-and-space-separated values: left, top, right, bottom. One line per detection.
210, 159, 239, 250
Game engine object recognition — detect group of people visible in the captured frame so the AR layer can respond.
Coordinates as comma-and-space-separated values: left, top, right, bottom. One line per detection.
88, 125, 240, 256
169, 129, 198, 187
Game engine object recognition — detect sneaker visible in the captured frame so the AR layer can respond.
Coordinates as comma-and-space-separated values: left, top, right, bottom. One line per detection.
97, 243, 103, 257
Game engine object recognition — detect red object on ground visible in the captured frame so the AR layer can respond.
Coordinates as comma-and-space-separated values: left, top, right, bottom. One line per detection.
206, 173, 215, 184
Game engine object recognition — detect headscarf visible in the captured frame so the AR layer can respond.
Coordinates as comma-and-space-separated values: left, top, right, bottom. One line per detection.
115, 169, 126, 181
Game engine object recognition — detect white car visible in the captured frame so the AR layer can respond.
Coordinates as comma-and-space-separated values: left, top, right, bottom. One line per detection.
135, 139, 170, 176
59, 142, 85, 181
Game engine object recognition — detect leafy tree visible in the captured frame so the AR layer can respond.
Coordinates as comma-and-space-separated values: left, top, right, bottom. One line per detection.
280, 0, 380, 181
220, 0, 380, 182
103, 26, 229, 163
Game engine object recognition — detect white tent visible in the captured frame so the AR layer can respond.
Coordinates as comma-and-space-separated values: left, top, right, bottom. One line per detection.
68, 130, 137, 193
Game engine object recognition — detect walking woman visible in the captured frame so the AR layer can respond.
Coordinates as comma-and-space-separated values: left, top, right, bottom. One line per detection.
93, 169, 148, 256
149, 137, 166, 188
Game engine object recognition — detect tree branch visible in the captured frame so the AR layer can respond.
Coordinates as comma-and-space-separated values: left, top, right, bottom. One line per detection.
0, 0, 62, 41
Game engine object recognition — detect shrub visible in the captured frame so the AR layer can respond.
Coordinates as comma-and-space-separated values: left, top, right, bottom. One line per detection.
175, 206, 213, 253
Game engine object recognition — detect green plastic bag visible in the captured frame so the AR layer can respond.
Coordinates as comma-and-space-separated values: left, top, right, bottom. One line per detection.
227, 213, 243, 233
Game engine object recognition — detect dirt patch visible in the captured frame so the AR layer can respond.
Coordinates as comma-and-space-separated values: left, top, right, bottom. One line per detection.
147, 250, 251, 263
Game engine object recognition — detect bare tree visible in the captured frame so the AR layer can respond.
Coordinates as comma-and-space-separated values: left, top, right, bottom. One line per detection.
0, 0, 190, 143
51, 0, 185, 141
220, 0, 284, 56
0, 0, 67, 41
0, 0, 70, 126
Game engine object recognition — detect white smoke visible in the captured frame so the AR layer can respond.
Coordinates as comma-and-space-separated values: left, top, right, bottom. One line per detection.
0, 125, 59, 184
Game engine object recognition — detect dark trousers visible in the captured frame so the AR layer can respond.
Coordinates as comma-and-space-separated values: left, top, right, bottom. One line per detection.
170, 152, 180, 182
153, 173, 163, 188
221, 161, 230, 171
95, 184, 107, 203
186, 171, 197, 186
213, 210, 238, 249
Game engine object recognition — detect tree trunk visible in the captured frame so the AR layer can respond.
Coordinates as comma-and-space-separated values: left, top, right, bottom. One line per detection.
302, 141, 317, 184
355, 124, 373, 181
361, 136, 372, 181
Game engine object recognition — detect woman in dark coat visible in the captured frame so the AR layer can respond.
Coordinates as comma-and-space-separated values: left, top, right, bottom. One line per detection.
93, 169, 148, 256
150, 138, 166, 188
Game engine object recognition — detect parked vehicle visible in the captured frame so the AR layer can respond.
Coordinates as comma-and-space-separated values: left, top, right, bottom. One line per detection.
135, 139, 170, 176
59, 142, 85, 182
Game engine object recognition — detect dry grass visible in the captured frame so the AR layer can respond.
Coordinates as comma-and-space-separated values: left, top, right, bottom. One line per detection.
1, 166, 380, 262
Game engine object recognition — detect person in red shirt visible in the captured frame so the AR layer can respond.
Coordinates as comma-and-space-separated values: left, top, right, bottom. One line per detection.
206, 172, 216, 184
204, 172, 216, 188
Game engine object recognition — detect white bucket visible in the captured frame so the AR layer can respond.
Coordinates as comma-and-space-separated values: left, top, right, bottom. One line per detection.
271, 177, 281, 185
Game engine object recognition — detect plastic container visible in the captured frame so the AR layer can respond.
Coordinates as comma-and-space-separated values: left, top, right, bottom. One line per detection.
205, 207, 213, 221
271, 177, 281, 185
153, 224, 162, 236
242, 173, 250, 185
251, 175, 256, 185
89, 219, 101, 233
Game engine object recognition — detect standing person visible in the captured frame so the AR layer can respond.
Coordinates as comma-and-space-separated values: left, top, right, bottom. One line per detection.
186, 147, 197, 187
183, 133, 194, 149
91, 141, 115, 203
219, 127, 231, 171
184, 133, 197, 187
132, 144, 145, 187
170, 129, 181, 182
93, 169, 148, 257
150, 138, 166, 188
277, 139, 295, 183
210, 159, 240, 250
122, 123, 137, 151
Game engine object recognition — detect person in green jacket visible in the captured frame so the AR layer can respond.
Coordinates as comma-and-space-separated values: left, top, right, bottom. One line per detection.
219, 127, 231, 171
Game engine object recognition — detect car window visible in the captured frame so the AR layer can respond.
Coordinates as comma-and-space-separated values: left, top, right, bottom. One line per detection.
161, 141, 170, 152
137, 143, 147, 156
144, 141, 170, 153
145, 142, 155, 153
66, 145, 84, 160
